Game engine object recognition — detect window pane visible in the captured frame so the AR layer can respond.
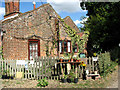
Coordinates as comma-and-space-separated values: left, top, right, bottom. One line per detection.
68, 42, 71, 52
29, 41, 38, 60
73, 44, 77, 52
59, 41, 62, 53
64, 41, 67, 52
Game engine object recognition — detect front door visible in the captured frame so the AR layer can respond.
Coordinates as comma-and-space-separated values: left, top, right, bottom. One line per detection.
28, 39, 40, 60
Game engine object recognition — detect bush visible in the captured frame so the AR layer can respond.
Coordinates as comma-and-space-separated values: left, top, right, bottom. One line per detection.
110, 47, 120, 63
98, 52, 117, 77
37, 78, 48, 87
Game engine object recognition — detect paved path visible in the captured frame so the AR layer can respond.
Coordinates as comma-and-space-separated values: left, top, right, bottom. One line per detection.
0, 79, 3, 90
107, 65, 119, 89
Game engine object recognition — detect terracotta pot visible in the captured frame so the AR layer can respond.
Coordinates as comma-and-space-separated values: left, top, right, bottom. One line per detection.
76, 60, 78, 62
60, 59, 63, 62
71, 59, 73, 62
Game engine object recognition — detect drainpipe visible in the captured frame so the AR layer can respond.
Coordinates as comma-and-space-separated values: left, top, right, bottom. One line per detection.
33, 1, 36, 9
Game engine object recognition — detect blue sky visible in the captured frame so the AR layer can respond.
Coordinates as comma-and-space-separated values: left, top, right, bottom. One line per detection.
0, 0, 88, 28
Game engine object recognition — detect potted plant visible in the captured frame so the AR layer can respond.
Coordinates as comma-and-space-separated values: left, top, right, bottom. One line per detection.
61, 74, 67, 83
2, 70, 7, 79
67, 70, 78, 83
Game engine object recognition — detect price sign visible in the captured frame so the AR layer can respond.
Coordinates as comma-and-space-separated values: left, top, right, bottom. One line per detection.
92, 57, 98, 61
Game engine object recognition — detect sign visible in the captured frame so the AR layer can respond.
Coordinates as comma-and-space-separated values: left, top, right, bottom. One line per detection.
92, 57, 98, 61
86, 70, 89, 75
16, 60, 27, 65
80, 53, 85, 58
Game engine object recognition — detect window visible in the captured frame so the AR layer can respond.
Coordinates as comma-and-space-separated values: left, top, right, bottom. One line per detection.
64, 41, 67, 52
28, 39, 40, 60
59, 40, 71, 53
67, 41, 71, 53
59, 41, 62, 53
73, 44, 78, 53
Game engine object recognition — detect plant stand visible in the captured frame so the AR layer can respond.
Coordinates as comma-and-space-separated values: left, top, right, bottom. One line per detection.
86, 74, 101, 80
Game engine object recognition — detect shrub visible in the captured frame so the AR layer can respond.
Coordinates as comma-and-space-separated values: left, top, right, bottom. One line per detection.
98, 52, 117, 77
37, 78, 48, 87
110, 47, 120, 63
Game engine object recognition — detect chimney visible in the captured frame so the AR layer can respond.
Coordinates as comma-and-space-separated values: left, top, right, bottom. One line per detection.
4, 0, 20, 19
33, 1, 36, 9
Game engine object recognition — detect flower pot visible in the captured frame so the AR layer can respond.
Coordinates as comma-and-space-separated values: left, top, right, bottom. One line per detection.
11, 76, 14, 79
60, 59, 63, 62
2, 75, 7, 79
61, 79, 67, 83
76, 60, 78, 62
71, 59, 73, 62
67, 78, 71, 83
74, 78, 78, 83
7, 76, 10, 79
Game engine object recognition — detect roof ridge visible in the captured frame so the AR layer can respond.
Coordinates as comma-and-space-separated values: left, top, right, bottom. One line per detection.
2, 3, 51, 23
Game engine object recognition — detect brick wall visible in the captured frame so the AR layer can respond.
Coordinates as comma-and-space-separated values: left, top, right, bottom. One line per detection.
2, 4, 71, 60
64, 16, 80, 32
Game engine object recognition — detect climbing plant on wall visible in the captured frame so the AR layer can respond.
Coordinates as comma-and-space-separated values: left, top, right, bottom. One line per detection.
58, 17, 89, 57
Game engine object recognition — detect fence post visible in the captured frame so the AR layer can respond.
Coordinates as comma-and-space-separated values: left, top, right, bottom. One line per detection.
38, 57, 41, 79
33, 58, 35, 79
2, 59, 3, 75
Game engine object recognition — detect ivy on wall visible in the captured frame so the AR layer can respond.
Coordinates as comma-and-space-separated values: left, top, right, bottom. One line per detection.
58, 17, 89, 57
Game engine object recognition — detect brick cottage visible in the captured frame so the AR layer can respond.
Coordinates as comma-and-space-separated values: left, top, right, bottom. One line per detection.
0, 0, 87, 60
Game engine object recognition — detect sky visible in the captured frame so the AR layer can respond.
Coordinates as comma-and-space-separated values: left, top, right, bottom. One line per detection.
0, 0, 88, 28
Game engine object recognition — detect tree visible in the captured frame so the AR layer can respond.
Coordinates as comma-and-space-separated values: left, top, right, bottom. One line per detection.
80, 1, 120, 55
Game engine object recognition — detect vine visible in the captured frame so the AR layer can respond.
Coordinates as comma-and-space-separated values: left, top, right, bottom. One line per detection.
58, 17, 89, 58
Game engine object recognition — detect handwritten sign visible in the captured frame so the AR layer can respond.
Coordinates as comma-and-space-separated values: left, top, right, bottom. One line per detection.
92, 57, 98, 61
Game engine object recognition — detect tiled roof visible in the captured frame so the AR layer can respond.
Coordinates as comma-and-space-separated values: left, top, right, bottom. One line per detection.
64, 16, 80, 32
2, 3, 56, 24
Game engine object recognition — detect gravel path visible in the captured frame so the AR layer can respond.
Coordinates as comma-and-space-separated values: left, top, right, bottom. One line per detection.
106, 65, 119, 89
0, 79, 3, 90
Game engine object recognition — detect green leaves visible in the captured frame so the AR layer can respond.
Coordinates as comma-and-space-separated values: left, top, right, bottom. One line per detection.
80, 2, 120, 52
37, 78, 48, 87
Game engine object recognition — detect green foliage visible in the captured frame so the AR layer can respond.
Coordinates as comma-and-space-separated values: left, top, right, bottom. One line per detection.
98, 52, 117, 77
110, 47, 120, 63
67, 70, 76, 82
37, 78, 48, 87
63, 21, 89, 56
0, 46, 4, 60
62, 74, 68, 79
45, 41, 50, 56
80, 2, 120, 54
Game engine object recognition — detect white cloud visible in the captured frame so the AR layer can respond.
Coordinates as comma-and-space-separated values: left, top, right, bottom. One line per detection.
74, 20, 80, 26
79, 16, 89, 27
47, 0, 86, 13
80, 17, 88, 24
0, 7, 5, 20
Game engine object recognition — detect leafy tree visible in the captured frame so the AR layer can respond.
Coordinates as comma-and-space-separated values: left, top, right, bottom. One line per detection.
80, 1, 120, 55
